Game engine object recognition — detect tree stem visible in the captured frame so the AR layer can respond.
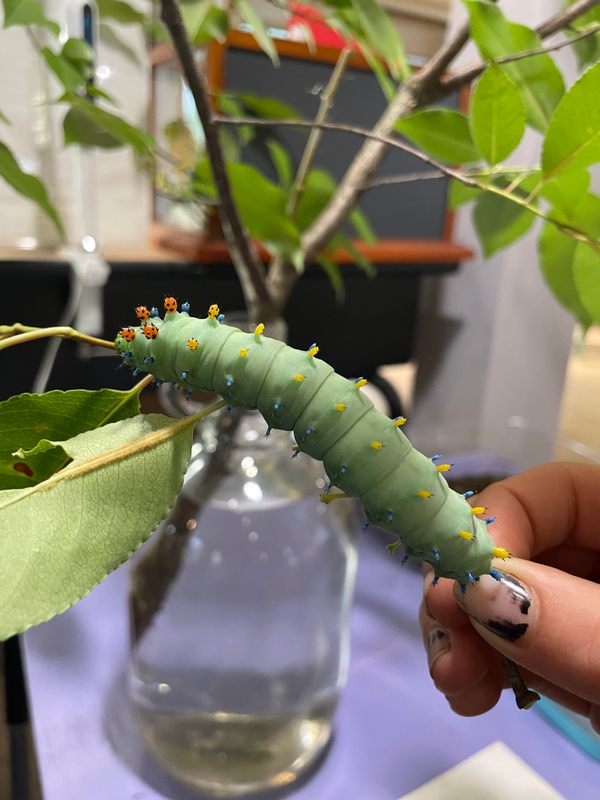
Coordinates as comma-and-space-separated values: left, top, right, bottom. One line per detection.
159, 0, 276, 321
0, 326, 116, 352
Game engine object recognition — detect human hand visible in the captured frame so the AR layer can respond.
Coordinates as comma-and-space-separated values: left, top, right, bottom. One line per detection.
419, 462, 600, 728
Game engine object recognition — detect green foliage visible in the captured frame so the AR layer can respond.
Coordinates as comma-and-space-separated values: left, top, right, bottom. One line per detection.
542, 62, 600, 180
234, 0, 279, 65
396, 109, 480, 165
0, 142, 64, 237
0, 413, 195, 639
473, 192, 535, 257
540, 191, 600, 328
0, 389, 141, 490
181, 0, 229, 45
267, 140, 294, 191
41, 39, 94, 93
448, 179, 481, 209
2, 0, 59, 34
573, 243, 600, 323
469, 65, 525, 165
96, 0, 145, 25
463, 0, 564, 132
566, 0, 600, 69
315, 0, 409, 79
63, 95, 154, 154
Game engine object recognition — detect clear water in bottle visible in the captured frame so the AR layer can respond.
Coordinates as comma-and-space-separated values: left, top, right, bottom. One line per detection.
129, 411, 358, 796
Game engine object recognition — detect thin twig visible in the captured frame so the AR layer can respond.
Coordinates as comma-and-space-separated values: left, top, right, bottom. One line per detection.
267, 47, 352, 311
159, 0, 275, 321
442, 22, 600, 94
287, 47, 352, 216
537, 0, 600, 39
0, 325, 116, 352
365, 165, 540, 190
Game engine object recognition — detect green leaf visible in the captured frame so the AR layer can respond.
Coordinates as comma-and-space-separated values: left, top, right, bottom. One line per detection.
2, 0, 59, 34
542, 62, 600, 181
448, 178, 481, 209
0, 141, 64, 237
42, 39, 94, 93
240, 93, 300, 120
573, 243, 600, 324
317, 254, 345, 302
99, 22, 141, 65
63, 96, 153, 154
0, 110, 10, 126
0, 413, 194, 639
333, 233, 376, 277
349, 206, 376, 244
473, 191, 535, 256
293, 168, 336, 232
565, 2, 600, 69
266, 140, 293, 190
0, 389, 140, 490
63, 107, 122, 149
96, 0, 145, 25
349, 0, 409, 79
469, 64, 525, 165
539, 225, 593, 329
463, 0, 564, 132
396, 109, 480, 165
541, 171, 591, 216
181, 0, 229, 45
228, 163, 301, 255
234, 0, 279, 66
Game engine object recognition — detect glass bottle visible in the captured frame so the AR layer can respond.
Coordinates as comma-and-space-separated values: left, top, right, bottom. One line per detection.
128, 319, 359, 797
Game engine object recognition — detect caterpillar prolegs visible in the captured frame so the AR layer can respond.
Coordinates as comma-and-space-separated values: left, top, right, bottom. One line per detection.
116, 298, 510, 585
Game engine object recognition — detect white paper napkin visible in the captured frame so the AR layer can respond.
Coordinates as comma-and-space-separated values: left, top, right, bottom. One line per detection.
398, 741, 564, 800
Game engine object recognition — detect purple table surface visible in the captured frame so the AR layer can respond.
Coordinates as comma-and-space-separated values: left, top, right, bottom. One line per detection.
23, 533, 600, 800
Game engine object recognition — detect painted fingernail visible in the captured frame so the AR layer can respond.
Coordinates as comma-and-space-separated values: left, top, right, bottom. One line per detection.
426, 627, 451, 671
454, 569, 531, 642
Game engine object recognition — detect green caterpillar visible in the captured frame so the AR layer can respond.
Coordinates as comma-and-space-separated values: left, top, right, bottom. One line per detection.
116, 298, 510, 587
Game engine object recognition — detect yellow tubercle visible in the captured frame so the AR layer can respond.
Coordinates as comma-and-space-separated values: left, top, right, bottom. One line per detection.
493, 546, 510, 559
470, 506, 486, 515
308, 345, 319, 358
371, 441, 383, 450
294, 373, 305, 383
355, 378, 368, 389
254, 323, 265, 336
320, 491, 351, 504
335, 403, 346, 412
458, 530, 475, 541
239, 347, 249, 358
417, 490, 433, 499
187, 338, 199, 351
393, 416, 407, 427
435, 463, 452, 473
207, 303, 220, 319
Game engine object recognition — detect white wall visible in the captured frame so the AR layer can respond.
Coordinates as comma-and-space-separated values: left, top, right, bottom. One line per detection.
409, 0, 577, 469
0, 0, 151, 250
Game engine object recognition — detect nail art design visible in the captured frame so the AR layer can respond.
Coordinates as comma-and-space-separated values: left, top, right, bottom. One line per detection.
456, 569, 531, 642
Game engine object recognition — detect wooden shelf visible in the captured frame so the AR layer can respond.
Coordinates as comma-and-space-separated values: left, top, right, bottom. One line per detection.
150, 223, 472, 265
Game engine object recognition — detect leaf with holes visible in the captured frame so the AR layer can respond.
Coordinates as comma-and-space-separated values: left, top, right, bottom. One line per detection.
0, 389, 141, 491
0, 413, 195, 640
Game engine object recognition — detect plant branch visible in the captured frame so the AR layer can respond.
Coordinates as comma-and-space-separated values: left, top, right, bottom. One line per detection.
216, 115, 480, 184
266, 47, 352, 311
0, 325, 116, 352
159, 0, 275, 321
216, 116, 600, 252
365, 165, 541, 190
442, 22, 600, 94
537, 0, 600, 38
288, 48, 352, 216
296, 0, 600, 262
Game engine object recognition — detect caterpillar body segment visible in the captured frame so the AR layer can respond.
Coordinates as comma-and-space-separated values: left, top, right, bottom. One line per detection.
116, 304, 505, 583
